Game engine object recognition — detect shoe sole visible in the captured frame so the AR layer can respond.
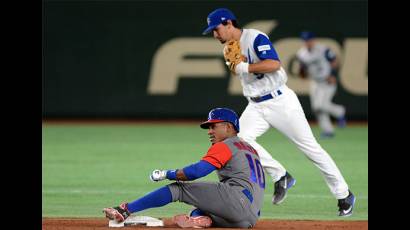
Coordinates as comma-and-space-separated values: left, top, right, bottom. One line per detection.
272, 178, 296, 205
339, 212, 353, 217
103, 208, 125, 222
173, 214, 212, 228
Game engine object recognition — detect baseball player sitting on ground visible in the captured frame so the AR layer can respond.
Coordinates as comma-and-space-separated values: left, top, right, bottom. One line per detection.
103, 108, 265, 228
202, 8, 355, 216
296, 31, 347, 139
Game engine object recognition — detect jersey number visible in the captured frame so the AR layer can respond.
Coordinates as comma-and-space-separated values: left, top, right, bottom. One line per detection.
245, 154, 265, 189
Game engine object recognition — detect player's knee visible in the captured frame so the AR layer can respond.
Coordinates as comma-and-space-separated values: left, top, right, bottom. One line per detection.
313, 108, 323, 114
167, 182, 183, 202
322, 103, 332, 111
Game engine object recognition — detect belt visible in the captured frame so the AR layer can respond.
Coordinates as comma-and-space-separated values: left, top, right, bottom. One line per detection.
242, 189, 253, 203
249, 89, 283, 103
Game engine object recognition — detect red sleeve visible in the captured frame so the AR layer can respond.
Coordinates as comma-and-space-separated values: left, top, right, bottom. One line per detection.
202, 142, 233, 169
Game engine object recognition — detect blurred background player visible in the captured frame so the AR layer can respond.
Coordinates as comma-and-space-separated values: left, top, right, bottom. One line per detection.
296, 31, 347, 139
202, 8, 355, 216
103, 108, 265, 228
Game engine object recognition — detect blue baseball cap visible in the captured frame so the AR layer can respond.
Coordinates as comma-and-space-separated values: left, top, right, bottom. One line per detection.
200, 107, 240, 132
301, 31, 315, 41
202, 8, 236, 35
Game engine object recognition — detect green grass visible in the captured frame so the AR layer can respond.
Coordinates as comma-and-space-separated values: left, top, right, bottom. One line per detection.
42, 123, 368, 220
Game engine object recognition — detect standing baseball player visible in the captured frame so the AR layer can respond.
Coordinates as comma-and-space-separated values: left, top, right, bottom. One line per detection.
103, 108, 265, 228
202, 8, 355, 216
296, 31, 347, 138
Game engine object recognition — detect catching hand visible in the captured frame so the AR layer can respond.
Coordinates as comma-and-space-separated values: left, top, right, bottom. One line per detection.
223, 40, 247, 74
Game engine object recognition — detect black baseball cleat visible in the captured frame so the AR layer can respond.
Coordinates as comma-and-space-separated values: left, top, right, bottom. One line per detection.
103, 203, 131, 222
337, 190, 356, 217
272, 172, 296, 204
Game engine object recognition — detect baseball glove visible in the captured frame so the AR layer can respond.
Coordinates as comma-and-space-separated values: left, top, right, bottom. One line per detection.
223, 40, 246, 73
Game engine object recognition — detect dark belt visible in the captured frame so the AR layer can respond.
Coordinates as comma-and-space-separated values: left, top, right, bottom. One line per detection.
250, 89, 282, 103
242, 189, 253, 203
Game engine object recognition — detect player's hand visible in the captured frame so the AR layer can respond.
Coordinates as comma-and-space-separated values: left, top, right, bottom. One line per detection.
226, 61, 249, 75
223, 39, 247, 75
327, 76, 337, 85
150, 169, 167, 182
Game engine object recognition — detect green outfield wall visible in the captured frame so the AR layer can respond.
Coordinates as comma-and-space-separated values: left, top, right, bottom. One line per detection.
43, 0, 368, 119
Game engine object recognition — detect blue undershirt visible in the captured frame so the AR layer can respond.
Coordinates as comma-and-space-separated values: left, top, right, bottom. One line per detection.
166, 160, 216, 180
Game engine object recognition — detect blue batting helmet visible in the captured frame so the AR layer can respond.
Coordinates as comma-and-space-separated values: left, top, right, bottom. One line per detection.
200, 108, 240, 132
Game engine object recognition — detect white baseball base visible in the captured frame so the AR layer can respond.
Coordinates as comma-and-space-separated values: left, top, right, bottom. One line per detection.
108, 215, 164, 228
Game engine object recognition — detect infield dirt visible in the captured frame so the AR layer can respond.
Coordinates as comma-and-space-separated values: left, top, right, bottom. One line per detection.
42, 218, 368, 230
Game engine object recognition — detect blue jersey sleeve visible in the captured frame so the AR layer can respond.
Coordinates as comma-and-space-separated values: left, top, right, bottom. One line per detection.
182, 160, 216, 180
253, 34, 280, 61
166, 160, 216, 181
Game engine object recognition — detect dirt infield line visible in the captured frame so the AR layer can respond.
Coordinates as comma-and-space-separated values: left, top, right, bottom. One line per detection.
42, 218, 368, 230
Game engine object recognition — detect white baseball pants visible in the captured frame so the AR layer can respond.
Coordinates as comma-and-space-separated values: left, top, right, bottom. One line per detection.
310, 81, 346, 134
238, 85, 349, 199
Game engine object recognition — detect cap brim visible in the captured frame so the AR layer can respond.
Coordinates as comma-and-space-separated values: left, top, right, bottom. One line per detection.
200, 119, 225, 129
202, 24, 218, 35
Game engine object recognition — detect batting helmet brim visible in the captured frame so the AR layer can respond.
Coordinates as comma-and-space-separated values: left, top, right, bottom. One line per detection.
200, 119, 225, 129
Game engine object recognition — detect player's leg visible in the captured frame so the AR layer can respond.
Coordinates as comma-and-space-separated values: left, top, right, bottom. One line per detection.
239, 101, 296, 205
311, 82, 333, 136
238, 103, 287, 182
206, 214, 254, 228
103, 186, 172, 222
104, 182, 255, 226
309, 81, 321, 114
168, 181, 257, 227
317, 112, 334, 138
264, 85, 350, 200
174, 208, 253, 228
322, 84, 346, 127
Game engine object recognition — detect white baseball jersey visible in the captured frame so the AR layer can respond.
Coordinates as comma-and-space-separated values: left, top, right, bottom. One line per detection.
296, 43, 345, 134
238, 29, 288, 97
296, 43, 336, 82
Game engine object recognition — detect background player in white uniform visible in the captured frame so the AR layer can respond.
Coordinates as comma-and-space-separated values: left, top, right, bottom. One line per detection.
296, 31, 346, 138
202, 8, 355, 216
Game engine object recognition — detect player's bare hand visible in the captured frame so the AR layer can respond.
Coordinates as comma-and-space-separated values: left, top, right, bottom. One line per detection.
327, 76, 337, 85
226, 61, 249, 75
150, 169, 167, 182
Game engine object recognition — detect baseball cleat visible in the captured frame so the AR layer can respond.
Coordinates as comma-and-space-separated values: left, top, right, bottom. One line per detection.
103, 203, 130, 222
337, 190, 356, 217
272, 172, 296, 205
172, 214, 212, 228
